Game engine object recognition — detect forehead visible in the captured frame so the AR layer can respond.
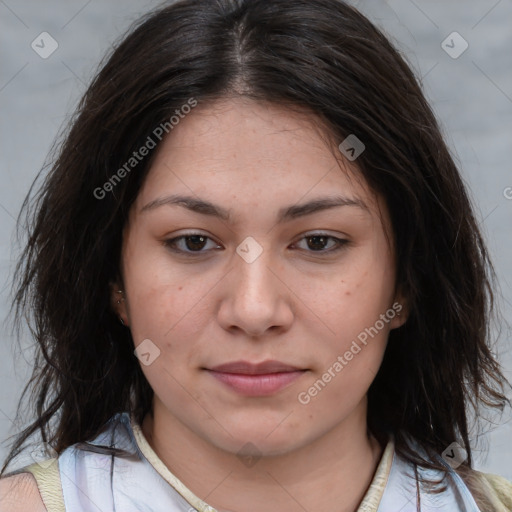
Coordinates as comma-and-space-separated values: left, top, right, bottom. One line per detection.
134, 97, 382, 222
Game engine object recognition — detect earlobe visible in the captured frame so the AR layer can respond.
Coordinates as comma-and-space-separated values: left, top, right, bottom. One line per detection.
390, 295, 409, 330
109, 282, 129, 326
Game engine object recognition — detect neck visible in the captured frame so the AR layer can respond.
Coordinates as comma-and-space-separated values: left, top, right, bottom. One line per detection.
142, 399, 383, 512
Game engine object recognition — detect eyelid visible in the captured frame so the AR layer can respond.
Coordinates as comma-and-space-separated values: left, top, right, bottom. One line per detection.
298, 230, 348, 240
163, 231, 222, 254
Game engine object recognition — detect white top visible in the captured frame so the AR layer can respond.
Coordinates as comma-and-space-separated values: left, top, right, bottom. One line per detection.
14, 412, 488, 511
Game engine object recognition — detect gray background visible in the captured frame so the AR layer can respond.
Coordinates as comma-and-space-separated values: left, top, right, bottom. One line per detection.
1, 0, 511, 478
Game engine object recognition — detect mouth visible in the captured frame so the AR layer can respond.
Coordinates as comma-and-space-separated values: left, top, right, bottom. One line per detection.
204, 360, 308, 396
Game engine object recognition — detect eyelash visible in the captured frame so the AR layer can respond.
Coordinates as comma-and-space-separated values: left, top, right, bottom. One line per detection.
163, 232, 349, 256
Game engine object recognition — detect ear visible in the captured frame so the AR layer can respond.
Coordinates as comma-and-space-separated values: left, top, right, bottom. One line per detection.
389, 291, 409, 330
109, 281, 129, 327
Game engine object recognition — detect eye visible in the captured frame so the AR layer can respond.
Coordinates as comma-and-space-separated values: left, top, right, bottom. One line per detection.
292, 233, 348, 253
163, 233, 222, 254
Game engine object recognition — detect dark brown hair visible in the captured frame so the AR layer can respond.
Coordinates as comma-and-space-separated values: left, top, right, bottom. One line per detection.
2, 0, 509, 505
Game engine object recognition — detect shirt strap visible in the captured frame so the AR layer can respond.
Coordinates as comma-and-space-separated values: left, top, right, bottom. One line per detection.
357, 439, 395, 512
23, 459, 66, 512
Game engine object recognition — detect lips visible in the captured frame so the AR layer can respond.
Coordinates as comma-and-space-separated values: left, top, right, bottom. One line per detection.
206, 360, 307, 396
209, 360, 302, 375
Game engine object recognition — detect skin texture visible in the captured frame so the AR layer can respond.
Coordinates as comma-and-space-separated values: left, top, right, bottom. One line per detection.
0, 474, 46, 512
113, 97, 407, 512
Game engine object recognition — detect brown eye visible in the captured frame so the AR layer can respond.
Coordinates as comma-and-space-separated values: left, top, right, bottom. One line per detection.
164, 234, 221, 254
294, 234, 348, 253
306, 235, 330, 251
183, 235, 208, 251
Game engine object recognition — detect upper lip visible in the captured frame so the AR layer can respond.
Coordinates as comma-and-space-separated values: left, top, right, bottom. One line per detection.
208, 360, 304, 375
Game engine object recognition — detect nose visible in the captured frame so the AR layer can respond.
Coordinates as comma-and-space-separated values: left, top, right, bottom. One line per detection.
217, 246, 294, 338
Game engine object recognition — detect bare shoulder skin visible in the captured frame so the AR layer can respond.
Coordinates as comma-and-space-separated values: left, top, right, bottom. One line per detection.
0, 473, 47, 512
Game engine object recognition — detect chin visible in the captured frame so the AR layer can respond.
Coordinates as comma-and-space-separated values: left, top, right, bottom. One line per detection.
205, 423, 311, 458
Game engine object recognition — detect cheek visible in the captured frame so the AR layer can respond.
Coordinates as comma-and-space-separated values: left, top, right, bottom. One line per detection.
123, 236, 186, 318
302, 311, 390, 415
125, 266, 216, 371
306, 255, 395, 372
122, 252, 184, 346
128, 283, 206, 343
317, 265, 394, 333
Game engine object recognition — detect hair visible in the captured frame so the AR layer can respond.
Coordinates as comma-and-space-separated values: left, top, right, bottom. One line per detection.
2, 0, 510, 508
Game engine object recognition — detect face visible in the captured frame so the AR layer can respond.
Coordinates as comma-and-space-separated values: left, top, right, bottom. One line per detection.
114, 97, 406, 457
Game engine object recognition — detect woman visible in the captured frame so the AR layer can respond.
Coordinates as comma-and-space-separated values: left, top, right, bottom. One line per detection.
1, 0, 511, 510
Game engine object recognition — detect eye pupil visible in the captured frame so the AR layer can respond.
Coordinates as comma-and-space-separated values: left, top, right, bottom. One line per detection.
307, 235, 328, 251
185, 235, 207, 251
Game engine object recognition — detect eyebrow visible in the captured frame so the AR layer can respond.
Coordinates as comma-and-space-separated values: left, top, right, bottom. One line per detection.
140, 194, 369, 223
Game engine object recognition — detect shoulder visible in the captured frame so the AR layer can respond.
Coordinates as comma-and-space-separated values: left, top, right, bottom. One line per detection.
456, 465, 512, 512
476, 471, 512, 510
0, 472, 47, 512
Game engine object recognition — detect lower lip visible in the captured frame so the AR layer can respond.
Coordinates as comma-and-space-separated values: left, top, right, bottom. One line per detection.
207, 370, 306, 396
